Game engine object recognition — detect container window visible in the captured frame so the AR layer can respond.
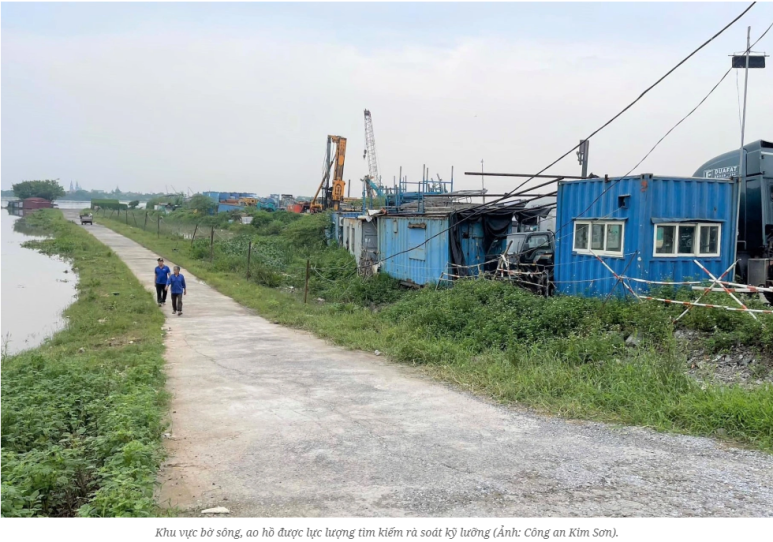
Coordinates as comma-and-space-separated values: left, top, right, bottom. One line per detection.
574, 223, 589, 250
573, 221, 625, 256
678, 225, 695, 254
699, 225, 720, 256
591, 224, 605, 250
606, 224, 622, 253
656, 225, 675, 254
654, 223, 721, 257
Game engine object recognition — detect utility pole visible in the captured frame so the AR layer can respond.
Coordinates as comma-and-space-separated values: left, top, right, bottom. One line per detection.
481, 159, 485, 204
739, 27, 751, 187
729, 26, 768, 270
577, 140, 589, 178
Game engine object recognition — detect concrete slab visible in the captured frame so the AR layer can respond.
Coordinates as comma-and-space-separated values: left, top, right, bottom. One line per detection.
66, 210, 773, 517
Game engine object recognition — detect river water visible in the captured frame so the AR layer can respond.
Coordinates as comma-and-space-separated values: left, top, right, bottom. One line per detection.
1, 209, 78, 355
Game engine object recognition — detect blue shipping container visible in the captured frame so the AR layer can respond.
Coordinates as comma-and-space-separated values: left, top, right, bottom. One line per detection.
378, 215, 451, 285
555, 175, 739, 297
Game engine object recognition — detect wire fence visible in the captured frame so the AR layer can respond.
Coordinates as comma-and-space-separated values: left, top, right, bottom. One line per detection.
95, 207, 773, 316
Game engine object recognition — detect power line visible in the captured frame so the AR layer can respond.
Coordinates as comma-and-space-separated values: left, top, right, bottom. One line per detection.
622, 67, 732, 177
376, 2, 756, 265
547, 18, 773, 256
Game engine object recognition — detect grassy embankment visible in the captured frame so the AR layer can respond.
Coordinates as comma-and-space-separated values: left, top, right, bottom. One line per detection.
98, 209, 773, 451
2, 210, 167, 517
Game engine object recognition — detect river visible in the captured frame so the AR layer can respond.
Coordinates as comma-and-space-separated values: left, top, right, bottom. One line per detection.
1, 209, 78, 356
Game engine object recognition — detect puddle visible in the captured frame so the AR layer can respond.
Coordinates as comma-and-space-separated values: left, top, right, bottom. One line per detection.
1, 210, 78, 355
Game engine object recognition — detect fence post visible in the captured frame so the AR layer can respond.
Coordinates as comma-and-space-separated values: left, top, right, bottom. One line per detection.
246, 241, 252, 278
210, 226, 214, 262
125, 208, 128, 224
304, 259, 311, 304
132, 211, 138, 226
157, 215, 160, 238
144, 211, 148, 230
191, 223, 199, 246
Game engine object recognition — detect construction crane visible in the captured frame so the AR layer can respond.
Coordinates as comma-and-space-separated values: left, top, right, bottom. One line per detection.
311, 135, 347, 212
363, 109, 381, 198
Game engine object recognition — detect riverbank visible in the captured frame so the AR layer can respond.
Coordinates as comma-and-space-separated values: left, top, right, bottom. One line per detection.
95, 212, 773, 452
1, 211, 78, 355
1, 210, 167, 517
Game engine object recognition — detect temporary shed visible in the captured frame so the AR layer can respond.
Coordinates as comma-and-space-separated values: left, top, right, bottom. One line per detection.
374, 206, 516, 285
23, 197, 54, 210
554, 174, 739, 297
342, 213, 379, 273
378, 214, 451, 286
331, 211, 361, 246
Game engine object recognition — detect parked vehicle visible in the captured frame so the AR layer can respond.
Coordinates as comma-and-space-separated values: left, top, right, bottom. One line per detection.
496, 231, 555, 296
79, 213, 93, 225
694, 140, 773, 291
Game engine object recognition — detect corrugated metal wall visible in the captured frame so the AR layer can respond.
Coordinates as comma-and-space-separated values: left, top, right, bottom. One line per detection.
555, 175, 738, 297
378, 215, 450, 285
456, 220, 487, 276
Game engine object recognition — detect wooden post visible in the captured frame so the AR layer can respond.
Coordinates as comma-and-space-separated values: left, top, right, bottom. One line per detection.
125, 208, 128, 224
191, 223, 199, 246
304, 259, 311, 304
210, 226, 214, 262
132, 211, 138, 226
144, 211, 148, 230
246, 241, 252, 278
157, 215, 160, 238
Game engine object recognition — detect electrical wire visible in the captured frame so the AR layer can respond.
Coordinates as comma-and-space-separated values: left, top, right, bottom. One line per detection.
549, 16, 773, 247
375, 1, 757, 266
622, 67, 732, 177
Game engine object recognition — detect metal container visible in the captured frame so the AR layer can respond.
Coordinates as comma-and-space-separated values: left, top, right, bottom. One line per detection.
23, 197, 54, 210
378, 215, 450, 285
747, 258, 771, 287
555, 175, 739, 297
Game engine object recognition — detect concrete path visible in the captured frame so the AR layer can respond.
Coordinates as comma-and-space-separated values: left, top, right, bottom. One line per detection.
68, 211, 773, 517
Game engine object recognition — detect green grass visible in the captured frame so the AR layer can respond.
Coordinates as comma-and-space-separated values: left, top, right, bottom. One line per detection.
1, 210, 168, 517
96, 211, 773, 452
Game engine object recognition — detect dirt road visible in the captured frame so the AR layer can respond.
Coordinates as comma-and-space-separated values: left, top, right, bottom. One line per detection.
69, 211, 773, 517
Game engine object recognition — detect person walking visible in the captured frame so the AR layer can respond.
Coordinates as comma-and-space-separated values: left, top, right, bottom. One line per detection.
154, 257, 171, 306
166, 266, 187, 316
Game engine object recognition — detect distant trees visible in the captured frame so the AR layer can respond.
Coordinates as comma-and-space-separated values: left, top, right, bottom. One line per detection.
128, 200, 140, 209
187, 194, 216, 214
12, 180, 66, 201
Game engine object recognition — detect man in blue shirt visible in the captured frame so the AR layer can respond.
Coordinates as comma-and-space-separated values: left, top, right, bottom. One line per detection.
166, 266, 187, 316
154, 258, 171, 307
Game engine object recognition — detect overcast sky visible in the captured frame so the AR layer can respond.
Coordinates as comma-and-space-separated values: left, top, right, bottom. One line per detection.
2, 2, 772, 197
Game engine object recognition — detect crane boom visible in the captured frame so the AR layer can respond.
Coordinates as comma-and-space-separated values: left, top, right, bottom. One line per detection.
363, 109, 381, 197
311, 135, 347, 212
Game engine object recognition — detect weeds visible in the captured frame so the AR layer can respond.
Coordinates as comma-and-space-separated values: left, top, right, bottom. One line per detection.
1, 210, 167, 517
97, 210, 773, 451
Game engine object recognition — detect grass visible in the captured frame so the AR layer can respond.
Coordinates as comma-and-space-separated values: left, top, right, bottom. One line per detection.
1, 210, 167, 517
96, 210, 773, 452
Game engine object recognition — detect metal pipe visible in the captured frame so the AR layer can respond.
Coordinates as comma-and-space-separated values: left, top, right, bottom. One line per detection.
463, 172, 587, 179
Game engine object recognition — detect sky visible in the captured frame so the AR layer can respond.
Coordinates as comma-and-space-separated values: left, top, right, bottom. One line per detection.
2, 2, 773, 197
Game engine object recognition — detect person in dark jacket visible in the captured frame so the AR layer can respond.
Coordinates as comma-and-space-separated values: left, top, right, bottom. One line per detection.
154, 258, 171, 306
166, 266, 187, 316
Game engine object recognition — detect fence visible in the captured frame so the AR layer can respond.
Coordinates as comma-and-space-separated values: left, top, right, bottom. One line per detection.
95, 208, 773, 316
96, 208, 363, 304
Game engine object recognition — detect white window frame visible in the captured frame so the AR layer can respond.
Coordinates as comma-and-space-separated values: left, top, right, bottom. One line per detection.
653, 222, 721, 258
572, 220, 625, 257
